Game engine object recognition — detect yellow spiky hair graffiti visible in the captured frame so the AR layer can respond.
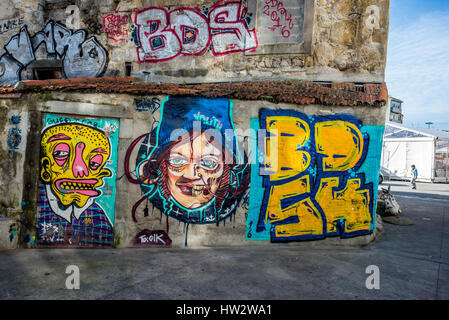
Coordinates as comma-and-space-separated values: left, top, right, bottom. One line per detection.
41, 123, 111, 156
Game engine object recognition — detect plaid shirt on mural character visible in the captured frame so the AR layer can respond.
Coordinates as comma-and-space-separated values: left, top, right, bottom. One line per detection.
37, 184, 113, 246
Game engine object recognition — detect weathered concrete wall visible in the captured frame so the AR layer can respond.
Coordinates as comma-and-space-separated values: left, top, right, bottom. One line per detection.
0, 98, 29, 215
0, 90, 386, 248
0, 0, 390, 84
0, 0, 44, 42
0, 218, 19, 249
0, 0, 390, 249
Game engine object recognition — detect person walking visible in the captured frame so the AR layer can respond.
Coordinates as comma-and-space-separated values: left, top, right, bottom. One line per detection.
410, 165, 418, 189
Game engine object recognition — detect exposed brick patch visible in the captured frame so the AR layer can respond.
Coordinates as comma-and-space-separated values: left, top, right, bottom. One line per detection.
19, 80, 50, 86
0, 93, 21, 98
67, 78, 89, 83
0, 78, 388, 107
48, 79, 69, 85
0, 86, 15, 93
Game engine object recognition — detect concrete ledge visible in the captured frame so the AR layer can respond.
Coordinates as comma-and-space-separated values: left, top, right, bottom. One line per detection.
41, 101, 132, 119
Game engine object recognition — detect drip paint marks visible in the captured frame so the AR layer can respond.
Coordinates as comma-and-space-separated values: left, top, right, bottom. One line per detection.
125, 96, 250, 227
0, 20, 108, 85
37, 115, 119, 247
246, 109, 384, 242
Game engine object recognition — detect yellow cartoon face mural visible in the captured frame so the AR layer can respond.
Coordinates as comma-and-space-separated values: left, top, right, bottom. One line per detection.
40, 123, 112, 208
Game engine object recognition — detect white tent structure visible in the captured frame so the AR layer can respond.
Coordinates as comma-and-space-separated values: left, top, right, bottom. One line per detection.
381, 122, 449, 183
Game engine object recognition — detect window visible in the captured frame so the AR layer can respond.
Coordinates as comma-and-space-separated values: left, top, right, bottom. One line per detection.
32, 67, 63, 80
125, 62, 132, 77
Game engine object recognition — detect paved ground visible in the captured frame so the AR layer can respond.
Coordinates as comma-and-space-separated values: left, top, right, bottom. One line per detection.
0, 181, 447, 300
380, 179, 449, 200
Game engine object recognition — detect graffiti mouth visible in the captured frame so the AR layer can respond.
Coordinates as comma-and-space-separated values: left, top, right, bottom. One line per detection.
176, 183, 209, 197
55, 179, 100, 196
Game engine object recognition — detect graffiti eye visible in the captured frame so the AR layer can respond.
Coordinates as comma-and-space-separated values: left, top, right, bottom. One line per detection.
90, 154, 103, 171
53, 143, 70, 166
200, 156, 218, 170
169, 157, 188, 168
54, 150, 69, 158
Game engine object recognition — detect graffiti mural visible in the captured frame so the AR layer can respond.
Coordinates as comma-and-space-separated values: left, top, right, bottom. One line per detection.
0, 17, 24, 35
134, 1, 257, 63
37, 115, 119, 247
263, 0, 297, 39
246, 109, 384, 242
101, 10, 133, 42
134, 97, 161, 113
0, 20, 108, 85
9, 223, 17, 243
131, 229, 172, 247
7, 115, 22, 152
125, 96, 250, 238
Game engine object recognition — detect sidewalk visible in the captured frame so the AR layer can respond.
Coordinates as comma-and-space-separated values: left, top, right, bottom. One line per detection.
0, 181, 448, 300
380, 179, 449, 201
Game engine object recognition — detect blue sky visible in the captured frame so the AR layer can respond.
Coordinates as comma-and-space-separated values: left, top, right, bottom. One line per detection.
386, 0, 449, 129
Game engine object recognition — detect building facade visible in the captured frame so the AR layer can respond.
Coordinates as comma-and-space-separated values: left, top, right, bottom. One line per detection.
387, 96, 404, 124
0, 0, 390, 249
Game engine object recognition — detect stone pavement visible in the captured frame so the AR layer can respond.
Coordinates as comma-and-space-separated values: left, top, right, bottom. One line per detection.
0, 181, 447, 300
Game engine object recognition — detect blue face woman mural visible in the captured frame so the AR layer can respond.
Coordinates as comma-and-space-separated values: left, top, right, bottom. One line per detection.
127, 96, 250, 225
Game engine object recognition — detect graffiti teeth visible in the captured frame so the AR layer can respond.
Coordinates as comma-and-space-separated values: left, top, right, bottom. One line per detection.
191, 186, 204, 197
57, 181, 96, 191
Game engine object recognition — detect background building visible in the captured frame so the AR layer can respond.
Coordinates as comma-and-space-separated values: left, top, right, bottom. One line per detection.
386, 96, 404, 124
382, 122, 449, 182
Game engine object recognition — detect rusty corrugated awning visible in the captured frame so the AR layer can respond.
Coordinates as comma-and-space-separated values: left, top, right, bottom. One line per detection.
0, 77, 387, 107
